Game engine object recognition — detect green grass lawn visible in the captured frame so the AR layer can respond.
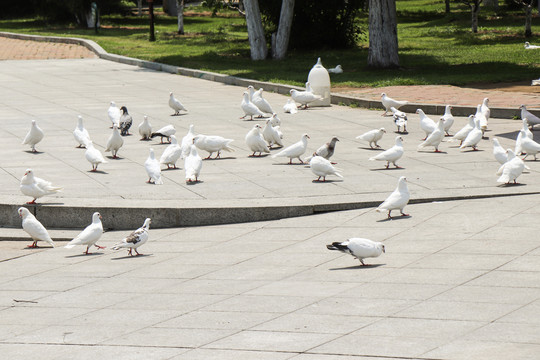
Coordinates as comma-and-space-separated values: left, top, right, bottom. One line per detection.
1, 1, 539, 88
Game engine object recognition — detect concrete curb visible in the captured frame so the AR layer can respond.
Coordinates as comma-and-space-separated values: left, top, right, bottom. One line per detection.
1, 31, 536, 120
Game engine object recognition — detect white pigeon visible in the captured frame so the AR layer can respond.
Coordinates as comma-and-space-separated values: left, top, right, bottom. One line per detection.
245, 124, 270, 157
391, 107, 408, 133
376, 176, 410, 219
474, 104, 488, 136
450, 115, 475, 146
138, 115, 152, 140
290, 87, 323, 109
184, 144, 203, 183
105, 125, 124, 159
310, 156, 343, 182
107, 101, 121, 128
271, 133, 310, 164
519, 129, 540, 160
481, 98, 491, 122
262, 119, 283, 149
381, 93, 408, 116
418, 119, 445, 152
416, 109, 437, 139
145, 148, 163, 184
73, 115, 91, 148
269, 113, 281, 126
18, 207, 55, 248
160, 135, 182, 169
112, 218, 151, 256
306, 137, 339, 163
22, 119, 44, 153
460, 118, 483, 151
524, 41, 540, 49
180, 124, 196, 159
370, 136, 404, 168
20, 169, 62, 204
356, 128, 386, 149
327, 65, 343, 74
252, 88, 274, 114
85, 141, 107, 171
492, 138, 508, 165
515, 119, 533, 155
151, 124, 176, 143
193, 134, 234, 159
327, 238, 385, 266
119, 106, 133, 136
441, 105, 454, 136
520, 105, 540, 128
283, 98, 298, 114
240, 91, 264, 120
169, 92, 187, 115
65, 212, 105, 254
497, 149, 525, 184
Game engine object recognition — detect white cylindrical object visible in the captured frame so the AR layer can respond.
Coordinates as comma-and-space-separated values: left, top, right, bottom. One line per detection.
307, 57, 331, 106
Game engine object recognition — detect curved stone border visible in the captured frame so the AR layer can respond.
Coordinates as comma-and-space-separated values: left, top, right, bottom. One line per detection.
1, 31, 536, 120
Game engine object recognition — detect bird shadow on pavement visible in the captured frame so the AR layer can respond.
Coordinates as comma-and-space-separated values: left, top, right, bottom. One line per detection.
106, 156, 123, 160
358, 147, 384, 151
394, 131, 408, 135
497, 183, 526, 187
203, 156, 237, 161
24, 151, 44, 154
87, 170, 108, 174
248, 154, 270, 158
111, 254, 152, 260
186, 180, 203, 185
65, 252, 104, 258
170, 113, 188, 117
369, 167, 405, 171
418, 150, 448, 154
329, 264, 385, 270
162, 167, 181, 171
377, 215, 411, 222
139, 138, 152, 142
311, 179, 344, 183
461, 149, 485, 153
272, 162, 307, 166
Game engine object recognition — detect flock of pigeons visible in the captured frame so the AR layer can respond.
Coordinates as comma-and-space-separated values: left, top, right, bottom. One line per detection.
15, 76, 540, 265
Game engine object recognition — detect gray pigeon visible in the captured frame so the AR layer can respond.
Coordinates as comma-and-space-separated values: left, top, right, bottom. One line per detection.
119, 106, 133, 136
306, 137, 339, 163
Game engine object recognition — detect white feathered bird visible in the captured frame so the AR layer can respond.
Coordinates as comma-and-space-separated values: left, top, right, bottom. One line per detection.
356, 128, 386, 149
327, 238, 385, 266
181, 124, 196, 159
497, 149, 525, 184
112, 218, 151, 256
22, 119, 44, 153
391, 107, 408, 133
450, 115, 475, 146
370, 136, 404, 169
240, 91, 264, 120
416, 109, 436, 140
474, 104, 488, 136
85, 141, 107, 172
138, 115, 152, 140
145, 148, 163, 184
151, 124, 176, 144
252, 88, 274, 114
271, 133, 310, 164
283, 98, 298, 114
290, 86, 322, 109
107, 101, 121, 128
481, 98, 491, 122
492, 138, 508, 165
193, 134, 234, 159
418, 119, 445, 152
381, 93, 408, 116
160, 135, 182, 169
245, 124, 270, 157
520, 105, 540, 128
73, 115, 90, 148
64, 212, 105, 254
460, 118, 483, 151
310, 156, 343, 182
184, 144, 202, 183
519, 129, 540, 160
105, 125, 124, 159
20, 169, 62, 204
441, 105, 454, 136
515, 119, 534, 155
18, 207, 55, 248
169, 92, 187, 115
376, 176, 410, 219
524, 42, 540, 49
262, 119, 283, 149
327, 65, 343, 74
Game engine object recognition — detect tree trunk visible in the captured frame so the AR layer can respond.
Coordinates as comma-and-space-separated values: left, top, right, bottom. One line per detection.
368, 0, 399, 68
272, 0, 295, 60
137, 0, 142, 16
244, 0, 268, 60
484, 0, 498, 9
525, 3, 532, 37
445, 0, 450, 13
471, 4, 480, 33
176, 0, 185, 35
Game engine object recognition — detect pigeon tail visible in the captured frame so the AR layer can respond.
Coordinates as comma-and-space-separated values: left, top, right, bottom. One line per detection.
326, 242, 348, 251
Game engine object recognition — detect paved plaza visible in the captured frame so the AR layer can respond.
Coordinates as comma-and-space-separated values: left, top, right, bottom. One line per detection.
0, 38, 539, 359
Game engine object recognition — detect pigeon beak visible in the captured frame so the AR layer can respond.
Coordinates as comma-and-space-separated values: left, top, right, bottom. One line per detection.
99, 215, 103, 220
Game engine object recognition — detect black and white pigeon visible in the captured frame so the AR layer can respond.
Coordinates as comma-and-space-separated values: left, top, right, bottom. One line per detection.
119, 106, 133, 136
305, 136, 339, 163
327, 238, 385, 266
391, 107, 408, 133
151, 125, 176, 144
112, 218, 151, 256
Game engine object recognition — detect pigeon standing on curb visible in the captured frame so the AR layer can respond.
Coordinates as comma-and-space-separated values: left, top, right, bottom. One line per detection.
20, 169, 62, 204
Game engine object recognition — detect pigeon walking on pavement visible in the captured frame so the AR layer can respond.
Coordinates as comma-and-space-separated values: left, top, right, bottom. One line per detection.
240, 91, 264, 120
327, 238, 385, 266
305, 137, 339, 163
520, 105, 540, 128
160, 135, 182, 169
65, 212, 105, 255
73, 115, 91, 148
112, 218, 151, 256
108, 101, 121, 128
497, 149, 525, 185
18, 207, 55, 248
138, 116, 152, 140
151, 125, 176, 144
169, 92, 187, 115
369, 136, 404, 169
262, 119, 283, 149
145, 148, 164, 184
119, 106, 133, 136
376, 176, 410, 219
356, 128, 386, 149
450, 115, 475, 146
85, 141, 107, 172
441, 105, 454, 136
245, 124, 270, 157
416, 109, 436, 140
22, 120, 44, 153
271, 133, 310, 164
184, 144, 203, 183
193, 134, 235, 159
309, 156, 343, 182
460, 118, 483, 151
105, 125, 124, 159
417, 119, 445, 152
391, 107, 408, 133
283, 98, 298, 114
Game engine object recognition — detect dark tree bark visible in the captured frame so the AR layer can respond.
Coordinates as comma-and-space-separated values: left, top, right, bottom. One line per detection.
244, 0, 267, 60
368, 0, 399, 68
484, 0, 498, 10
445, 0, 451, 13
515, 0, 534, 37
459, 0, 483, 33
176, 0, 185, 35
272, 0, 295, 60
